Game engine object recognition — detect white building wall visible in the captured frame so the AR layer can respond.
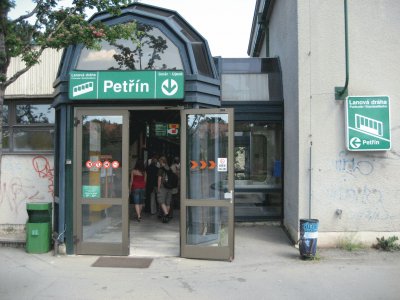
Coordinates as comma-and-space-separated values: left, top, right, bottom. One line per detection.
267, 0, 300, 240
5, 48, 62, 97
1, 49, 59, 242
298, 0, 400, 246
0, 155, 54, 241
262, 0, 400, 246
0, 155, 54, 224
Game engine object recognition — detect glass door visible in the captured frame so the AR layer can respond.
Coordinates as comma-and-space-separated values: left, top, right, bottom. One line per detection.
75, 109, 129, 255
180, 108, 235, 261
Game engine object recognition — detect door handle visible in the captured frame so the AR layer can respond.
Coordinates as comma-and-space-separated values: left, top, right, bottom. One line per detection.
224, 190, 233, 200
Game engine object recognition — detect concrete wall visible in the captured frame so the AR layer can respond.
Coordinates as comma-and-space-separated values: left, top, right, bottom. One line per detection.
262, 0, 400, 246
298, 0, 400, 246
2, 49, 59, 242
268, 0, 300, 240
0, 155, 54, 240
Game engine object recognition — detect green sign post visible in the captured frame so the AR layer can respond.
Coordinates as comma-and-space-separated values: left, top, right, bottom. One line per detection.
346, 96, 391, 151
69, 70, 184, 100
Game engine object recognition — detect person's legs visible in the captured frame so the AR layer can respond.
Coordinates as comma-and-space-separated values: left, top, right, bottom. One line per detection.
158, 188, 170, 223
139, 189, 145, 217
165, 189, 173, 219
134, 204, 141, 221
150, 187, 157, 214
133, 190, 142, 221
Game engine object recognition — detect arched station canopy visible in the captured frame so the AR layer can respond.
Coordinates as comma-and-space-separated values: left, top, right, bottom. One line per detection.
53, 3, 220, 107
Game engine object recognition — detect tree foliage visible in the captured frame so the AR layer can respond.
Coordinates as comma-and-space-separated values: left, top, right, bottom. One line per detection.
111, 24, 168, 70
0, 0, 139, 185
0, 0, 138, 89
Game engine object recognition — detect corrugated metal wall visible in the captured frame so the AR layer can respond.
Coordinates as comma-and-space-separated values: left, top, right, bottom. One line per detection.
5, 48, 63, 97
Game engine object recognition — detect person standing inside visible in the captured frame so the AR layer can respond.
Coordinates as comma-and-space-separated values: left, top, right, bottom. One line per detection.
146, 155, 159, 215
157, 156, 173, 223
168, 156, 180, 218
130, 159, 146, 222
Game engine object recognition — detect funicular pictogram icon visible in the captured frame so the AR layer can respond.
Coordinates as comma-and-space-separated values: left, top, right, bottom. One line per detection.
73, 82, 94, 97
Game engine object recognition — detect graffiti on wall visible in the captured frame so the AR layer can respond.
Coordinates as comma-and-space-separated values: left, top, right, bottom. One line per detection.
330, 151, 398, 224
335, 151, 374, 176
328, 185, 393, 222
32, 155, 54, 197
0, 155, 54, 224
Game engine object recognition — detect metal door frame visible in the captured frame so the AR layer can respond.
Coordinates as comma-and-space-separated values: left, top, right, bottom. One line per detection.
74, 108, 130, 255
180, 108, 235, 261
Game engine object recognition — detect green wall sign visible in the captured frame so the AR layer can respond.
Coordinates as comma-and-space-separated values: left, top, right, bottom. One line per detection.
346, 96, 391, 151
69, 70, 184, 100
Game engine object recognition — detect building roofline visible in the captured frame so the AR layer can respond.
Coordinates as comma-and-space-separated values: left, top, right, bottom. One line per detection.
247, 0, 275, 57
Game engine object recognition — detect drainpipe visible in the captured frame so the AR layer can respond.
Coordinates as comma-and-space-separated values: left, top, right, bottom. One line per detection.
309, 142, 312, 219
335, 0, 349, 100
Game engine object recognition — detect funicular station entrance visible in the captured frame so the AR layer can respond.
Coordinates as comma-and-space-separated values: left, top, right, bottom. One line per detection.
53, 3, 283, 261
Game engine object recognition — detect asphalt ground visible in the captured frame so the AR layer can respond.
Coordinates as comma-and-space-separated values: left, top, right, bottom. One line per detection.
1, 225, 399, 300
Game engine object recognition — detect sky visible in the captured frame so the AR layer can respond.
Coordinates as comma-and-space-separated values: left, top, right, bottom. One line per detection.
9, 0, 257, 58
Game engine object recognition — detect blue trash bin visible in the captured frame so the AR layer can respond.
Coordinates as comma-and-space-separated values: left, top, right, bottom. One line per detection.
299, 219, 319, 258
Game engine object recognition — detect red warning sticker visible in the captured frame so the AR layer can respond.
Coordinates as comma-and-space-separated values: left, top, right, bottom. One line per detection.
103, 161, 111, 169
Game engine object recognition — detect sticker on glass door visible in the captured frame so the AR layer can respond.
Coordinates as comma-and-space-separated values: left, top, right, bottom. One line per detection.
217, 158, 227, 172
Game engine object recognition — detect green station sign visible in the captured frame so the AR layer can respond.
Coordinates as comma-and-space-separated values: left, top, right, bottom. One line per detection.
154, 123, 179, 138
69, 70, 184, 100
346, 96, 391, 151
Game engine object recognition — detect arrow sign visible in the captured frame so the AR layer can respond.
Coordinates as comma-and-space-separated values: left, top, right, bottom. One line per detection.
190, 161, 198, 169
161, 79, 178, 96
190, 160, 217, 170
200, 160, 207, 169
349, 137, 361, 149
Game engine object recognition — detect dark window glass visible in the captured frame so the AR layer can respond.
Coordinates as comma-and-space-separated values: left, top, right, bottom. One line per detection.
77, 23, 183, 71
3, 102, 55, 153
13, 129, 54, 151
186, 113, 229, 200
192, 43, 213, 77
16, 104, 54, 124
3, 104, 8, 124
2, 128, 9, 150
234, 121, 283, 220
81, 116, 123, 198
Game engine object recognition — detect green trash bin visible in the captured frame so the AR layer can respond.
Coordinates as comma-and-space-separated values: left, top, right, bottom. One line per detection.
26, 202, 52, 253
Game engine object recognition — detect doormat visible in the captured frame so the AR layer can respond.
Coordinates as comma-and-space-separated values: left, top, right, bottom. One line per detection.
92, 256, 153, 268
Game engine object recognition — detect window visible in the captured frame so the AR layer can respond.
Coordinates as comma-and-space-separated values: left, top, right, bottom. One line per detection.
221, 74, 270, 101
2, 102, 55, 153
16, 104, 55, 124
76, 22, 183, 71
2, 104, 9, 150
234, 121, 283, 220
3, 104, 8, 124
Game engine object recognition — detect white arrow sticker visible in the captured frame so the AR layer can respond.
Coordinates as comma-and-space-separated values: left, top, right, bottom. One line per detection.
161, 79, 178, 96
350, 137, 361, 148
